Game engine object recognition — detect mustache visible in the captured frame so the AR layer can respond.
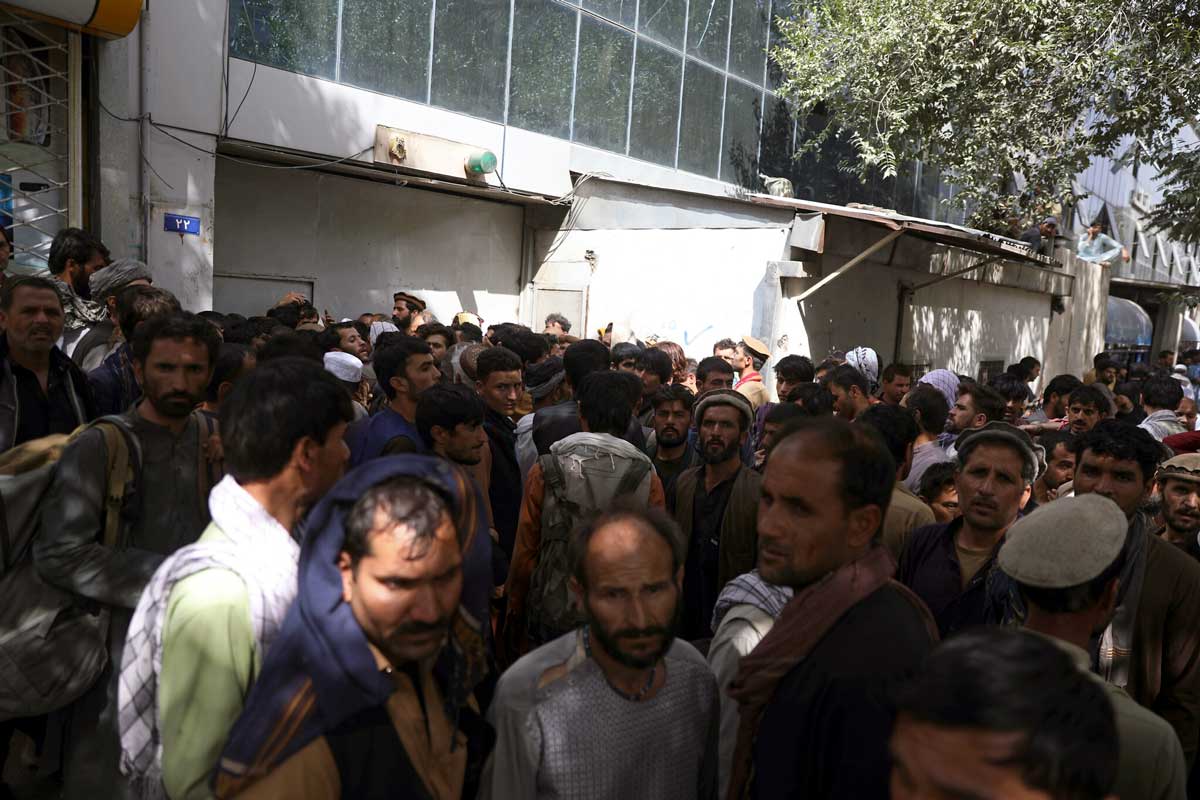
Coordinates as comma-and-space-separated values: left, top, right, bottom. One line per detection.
611, 625, 671, 640
392, 618, 452, 636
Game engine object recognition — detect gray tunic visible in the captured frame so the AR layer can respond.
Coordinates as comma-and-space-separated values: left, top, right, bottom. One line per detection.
483, 629, 719, 800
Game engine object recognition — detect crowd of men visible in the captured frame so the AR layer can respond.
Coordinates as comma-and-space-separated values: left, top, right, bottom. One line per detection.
3, 226, 1200, 799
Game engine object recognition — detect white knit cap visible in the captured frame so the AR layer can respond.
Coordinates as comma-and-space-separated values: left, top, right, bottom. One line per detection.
323, 351, 363, 383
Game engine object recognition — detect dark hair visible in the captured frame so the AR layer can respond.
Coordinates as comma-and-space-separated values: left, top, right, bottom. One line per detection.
0, 275, 61, 310
650, 383, 695, 413
500, 329, 549, 367
130, 311, 221, 367
115, 285, 180, 341
48, 227, 108, 275
961, 383, 1006, 422
610, 341, 643, 367
1093, 352, 1115, 370
296, 302, 318, 322
1159, 349, 1175, 360
205, 343, 254, 402
545, 312, 571, 333
341, 476, 457, 567
569, 505, 684, 589
856, 404, 919, 466
1073, 420, 1163, 486
772, 416, 895, 521
713, 338, 738, 354
375, 337, 434, 399
1019, 356, 1041, 372
219, 356, 352, 482
787, 382, 835, 415
1068, 384, 1112, 415
416, 383, 485, 449
256, 330, 324, 364
907, 384, 950, 436
1141, 375, 1184, 410
895, 628, 1117, 799
417, 323, 455, 348
196, 310, 227, 329
456, 322, 483, 342
825, 364, 870, 395
881, 362, 912, 382
265, 303, 302, 329
373, 331, 408, 352
577, 371, 635, 436
1020, 545, 1126, 615
1113, 381, 1141, 407
222, 319, 257, 345
774, 354, 814, 383
654, 341, 688, 382
696, 356, 734, 384
318, 321, 356, 353
764, 402, 807, 427
562, 339, 611, 388
814, 357, 840, 375
1039, 429, 1077, 459
1043, 373, 1082, 403
988, 373, 1029, 404
918, 461, 958, 504
476, 346, 523, 382
637, 347, 673, 385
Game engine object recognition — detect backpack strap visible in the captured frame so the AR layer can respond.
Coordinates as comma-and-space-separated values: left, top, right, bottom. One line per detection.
92, 422, 133, 548
614, 459, 652, 498
538, 455, 582, 543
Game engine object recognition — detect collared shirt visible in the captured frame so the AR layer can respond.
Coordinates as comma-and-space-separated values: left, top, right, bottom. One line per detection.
10, 356, 81, 445
897, 519, 1011, 637
903, 441, 953, 493
1077, 232, 1124, 263
681, 466, 739, 640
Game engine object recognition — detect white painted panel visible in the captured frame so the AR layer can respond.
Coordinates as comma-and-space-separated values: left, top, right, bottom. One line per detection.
3, 0, 93, 24
212, 161, 523, 323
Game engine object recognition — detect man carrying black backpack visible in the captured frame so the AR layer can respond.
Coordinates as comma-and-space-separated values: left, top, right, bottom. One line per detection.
34, 311, 223, 799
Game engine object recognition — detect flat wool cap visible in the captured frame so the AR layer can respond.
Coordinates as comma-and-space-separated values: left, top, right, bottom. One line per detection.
1158, 454, 1200, 485
740, 336, 769, 361
695, 388, 754, 429
998, 494, 1127, 588
393, 291, 426, 311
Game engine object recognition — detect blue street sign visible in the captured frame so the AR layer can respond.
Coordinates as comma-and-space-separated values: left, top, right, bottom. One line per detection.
164, 213, 200, 235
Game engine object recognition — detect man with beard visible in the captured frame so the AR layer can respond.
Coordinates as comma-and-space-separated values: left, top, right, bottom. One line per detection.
898, 422, 1042, 637
318, 320, 371, 362
345, 337, 440, 464
648, 383, 697, 496
47, 227, 111, 358
1031, 430, 1075, 506
390, 291, 425, 334
726, 417, 937, 799
825, 364, 873, 421
669, 390, 762, 641
0, 276, 96, 451
483, 507, 719, 800
36, 312, 222, 797
1155, 454, 1200, 561
1066, 421, 1200, 774
1066, 383, 1110, 435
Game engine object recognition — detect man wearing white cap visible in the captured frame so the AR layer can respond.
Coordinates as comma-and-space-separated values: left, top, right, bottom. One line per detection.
323, 350, 368, 420
999, 494, 1187, 800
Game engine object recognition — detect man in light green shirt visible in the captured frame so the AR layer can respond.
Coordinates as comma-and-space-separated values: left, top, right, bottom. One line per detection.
119, 358, 354, 799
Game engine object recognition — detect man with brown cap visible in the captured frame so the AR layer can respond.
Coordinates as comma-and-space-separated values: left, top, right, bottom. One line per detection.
733, 336, 770, 411
1156, 454, 1200, 562
898, 421, 1043, 636
391, 291, 425, 334
998, 494, 1188, 800
669, 389, 762, 640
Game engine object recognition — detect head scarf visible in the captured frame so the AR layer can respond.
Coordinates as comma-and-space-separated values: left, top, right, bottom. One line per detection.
212, 456, 492, 798
89, 258, 152, 302
845, 346, 880, 393
918, 368, 961, 410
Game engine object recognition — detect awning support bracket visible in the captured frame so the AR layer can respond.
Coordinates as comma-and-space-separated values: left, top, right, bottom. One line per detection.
909, 255, 1004, 293
795, 228, 904, 305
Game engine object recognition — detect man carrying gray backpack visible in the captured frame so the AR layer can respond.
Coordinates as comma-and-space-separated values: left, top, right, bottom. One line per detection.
501, 370, 666, 662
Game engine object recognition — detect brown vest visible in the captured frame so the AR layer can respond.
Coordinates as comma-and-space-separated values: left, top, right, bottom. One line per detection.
671, 465, 762, 590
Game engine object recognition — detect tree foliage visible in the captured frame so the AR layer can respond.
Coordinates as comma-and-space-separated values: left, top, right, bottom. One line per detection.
772, 0, 1200, 239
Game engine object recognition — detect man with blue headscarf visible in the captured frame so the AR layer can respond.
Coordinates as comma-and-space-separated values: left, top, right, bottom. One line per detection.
212, 457, 493, 799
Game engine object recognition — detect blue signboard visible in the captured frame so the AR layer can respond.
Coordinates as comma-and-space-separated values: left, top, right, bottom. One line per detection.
164, 213, 200, 236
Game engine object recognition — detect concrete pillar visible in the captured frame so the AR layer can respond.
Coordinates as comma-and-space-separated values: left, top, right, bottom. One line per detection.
1153, 302, 1185, 359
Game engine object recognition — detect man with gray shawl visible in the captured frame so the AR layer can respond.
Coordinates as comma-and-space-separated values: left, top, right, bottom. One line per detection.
73, 258, 154, 371
46, 227, 111, 358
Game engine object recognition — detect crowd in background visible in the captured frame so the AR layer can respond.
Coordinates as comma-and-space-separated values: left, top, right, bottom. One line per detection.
0, 226, 1199, 799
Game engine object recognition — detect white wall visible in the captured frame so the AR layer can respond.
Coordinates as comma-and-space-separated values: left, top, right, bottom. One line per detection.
212, 161, 525, 320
